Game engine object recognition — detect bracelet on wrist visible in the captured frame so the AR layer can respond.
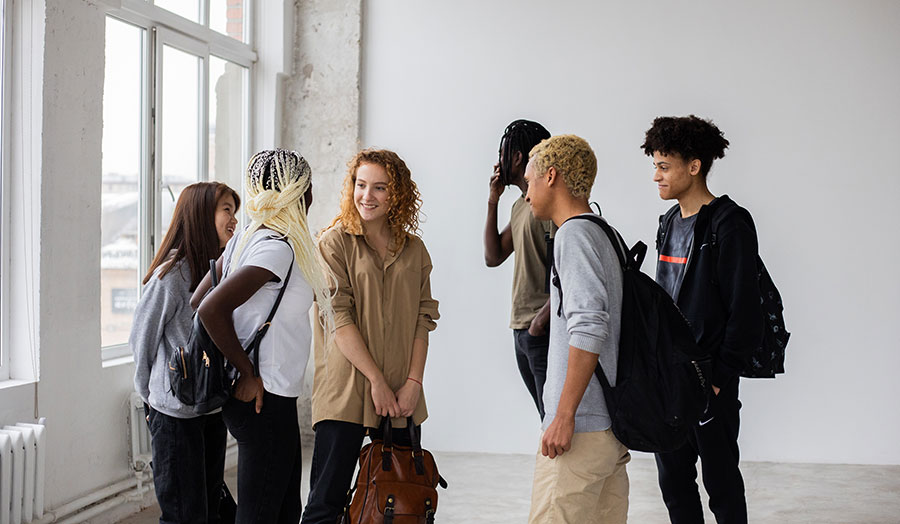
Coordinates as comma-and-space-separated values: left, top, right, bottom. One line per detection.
407, 376, 423, 386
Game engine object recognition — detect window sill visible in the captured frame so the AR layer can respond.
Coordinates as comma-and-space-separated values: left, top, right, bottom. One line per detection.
102, 355, 135, 368
0, 378, 37, 391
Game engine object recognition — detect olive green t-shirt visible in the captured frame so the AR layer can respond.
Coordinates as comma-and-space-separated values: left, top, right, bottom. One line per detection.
509, 196, 555, 329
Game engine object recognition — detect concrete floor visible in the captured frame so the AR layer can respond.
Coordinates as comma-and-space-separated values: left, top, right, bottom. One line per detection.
120, 448, 900, 523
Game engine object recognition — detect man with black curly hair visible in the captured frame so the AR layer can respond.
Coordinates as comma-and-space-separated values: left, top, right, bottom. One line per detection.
642, 116, 764, 524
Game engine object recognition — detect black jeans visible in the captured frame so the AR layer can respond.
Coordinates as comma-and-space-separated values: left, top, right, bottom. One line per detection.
513, 328, 549, 419
300, 420, 417, 524
147, 407, 227, 524
223, 392, 303, 524
655, 378, 746, 524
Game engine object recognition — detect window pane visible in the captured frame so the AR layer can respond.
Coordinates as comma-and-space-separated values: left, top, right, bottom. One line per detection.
209, 56, 246, 191
101, 18, 143, 348
210, 0, 246, 42
155, 0, 200, 24
161, 45, 201, 239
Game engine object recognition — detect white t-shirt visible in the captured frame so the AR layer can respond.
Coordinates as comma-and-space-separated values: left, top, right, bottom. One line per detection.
222, 227, 313, 398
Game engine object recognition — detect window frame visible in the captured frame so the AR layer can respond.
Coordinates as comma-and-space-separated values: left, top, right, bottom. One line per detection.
101, 0, 255, 362
0, 0, 11, 379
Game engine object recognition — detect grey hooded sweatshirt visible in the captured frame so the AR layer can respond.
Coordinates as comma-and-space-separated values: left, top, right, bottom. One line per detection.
130, 258, 198, 419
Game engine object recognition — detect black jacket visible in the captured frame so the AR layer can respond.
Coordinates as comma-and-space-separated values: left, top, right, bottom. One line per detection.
656, 195, 764, 387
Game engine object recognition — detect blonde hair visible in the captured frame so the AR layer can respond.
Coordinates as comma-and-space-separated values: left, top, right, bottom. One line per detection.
231, 149, 336, 337
325, 149, 422, 253
528, 134, 597, 198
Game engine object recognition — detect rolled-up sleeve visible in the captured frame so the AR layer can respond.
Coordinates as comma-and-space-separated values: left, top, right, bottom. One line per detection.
414, 245, 440, 340
317, 229, 356, 330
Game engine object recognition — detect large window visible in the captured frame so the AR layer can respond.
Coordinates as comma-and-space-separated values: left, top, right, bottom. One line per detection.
101, 1, 253, 360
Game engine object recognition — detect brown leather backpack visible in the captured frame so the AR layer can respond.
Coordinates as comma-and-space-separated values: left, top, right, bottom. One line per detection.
341, 417, 448, 524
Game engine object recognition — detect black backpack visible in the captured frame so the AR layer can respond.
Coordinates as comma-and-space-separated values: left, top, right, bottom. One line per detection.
556, 215, 711, 453
710, 203, 789, 378
169, 254, 293, 415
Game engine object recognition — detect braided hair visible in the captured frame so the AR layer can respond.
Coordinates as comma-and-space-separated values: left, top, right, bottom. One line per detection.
498, 119, 551, 185
231, 149, 335, 337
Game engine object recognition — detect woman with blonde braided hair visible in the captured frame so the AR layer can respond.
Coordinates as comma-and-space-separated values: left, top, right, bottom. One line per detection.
301, 149, 440, 524
194, 148, 334, 523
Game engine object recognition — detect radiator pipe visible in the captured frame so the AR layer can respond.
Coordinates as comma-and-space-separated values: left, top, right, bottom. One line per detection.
32, 473, 150, 524
32, 441, 236, 523
55, 484, 151, 524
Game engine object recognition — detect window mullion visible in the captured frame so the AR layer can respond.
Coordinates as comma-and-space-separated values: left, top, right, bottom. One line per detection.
151, 26, 164, 259
199, 52, 209, 181
142, 25, 156, 279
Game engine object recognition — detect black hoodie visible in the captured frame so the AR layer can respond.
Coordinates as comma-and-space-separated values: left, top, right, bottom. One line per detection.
656, 195, 765, 387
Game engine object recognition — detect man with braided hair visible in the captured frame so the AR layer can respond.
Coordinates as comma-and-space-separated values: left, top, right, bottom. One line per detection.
194, 148, 336, 524
484, 119, 555, 420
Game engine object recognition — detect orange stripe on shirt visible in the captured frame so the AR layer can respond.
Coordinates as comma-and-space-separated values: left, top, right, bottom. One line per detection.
659, 254, 688, 264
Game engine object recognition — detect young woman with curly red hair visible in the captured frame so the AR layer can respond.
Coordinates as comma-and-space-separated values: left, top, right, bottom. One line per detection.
300, 149, 440, 524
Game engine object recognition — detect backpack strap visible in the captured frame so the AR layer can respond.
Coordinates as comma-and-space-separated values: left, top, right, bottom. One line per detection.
559, 215, 645, 398
551, 214, 646, 316
245, 238, 294, 376
209, 259, 219, 287
707, 199, 742, 287
709, 199, 740, 249
565, 214, 629, 269
657, 204, 680, 252
550, 263, 562, 317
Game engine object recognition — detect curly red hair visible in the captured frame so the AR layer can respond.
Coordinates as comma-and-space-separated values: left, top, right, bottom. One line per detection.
326, 149, 422, 251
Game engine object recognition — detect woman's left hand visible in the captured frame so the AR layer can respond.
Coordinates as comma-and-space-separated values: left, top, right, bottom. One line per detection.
395, 379, 422, 417
234, 374, 265, 413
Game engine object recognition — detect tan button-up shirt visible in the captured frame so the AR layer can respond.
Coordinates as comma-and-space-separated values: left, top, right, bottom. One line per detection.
312, 225, 440, 429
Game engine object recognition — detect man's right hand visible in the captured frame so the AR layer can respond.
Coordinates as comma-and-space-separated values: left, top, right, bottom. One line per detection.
371, 377, 401, 418
541, 413, 575, 459
489, 163, 505, 204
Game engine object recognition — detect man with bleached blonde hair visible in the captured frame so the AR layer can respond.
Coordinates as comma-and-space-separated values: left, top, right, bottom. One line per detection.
525, 135, 630, 524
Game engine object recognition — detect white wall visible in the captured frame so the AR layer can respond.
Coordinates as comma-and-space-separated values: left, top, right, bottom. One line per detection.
360, 0, 900, 465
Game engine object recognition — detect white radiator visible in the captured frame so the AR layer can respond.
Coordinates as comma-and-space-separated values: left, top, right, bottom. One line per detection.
127, 393, 152, 473
0, 422, 46, 524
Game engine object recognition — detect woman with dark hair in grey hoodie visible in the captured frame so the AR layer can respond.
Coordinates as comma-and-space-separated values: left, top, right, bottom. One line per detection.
129, 181, 239, 524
